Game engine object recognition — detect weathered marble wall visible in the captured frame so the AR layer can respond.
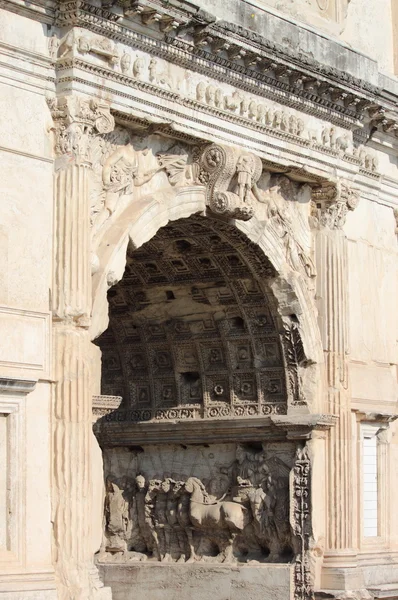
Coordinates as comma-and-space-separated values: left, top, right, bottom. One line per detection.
0, 8, 56, 599
0, 1, 398, 600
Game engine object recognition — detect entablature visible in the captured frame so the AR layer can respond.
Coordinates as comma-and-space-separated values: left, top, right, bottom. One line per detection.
50, 0, 398, 140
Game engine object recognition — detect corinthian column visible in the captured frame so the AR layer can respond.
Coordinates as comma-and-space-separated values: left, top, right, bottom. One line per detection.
49, 95, 114, 600
311, 182, 361, 591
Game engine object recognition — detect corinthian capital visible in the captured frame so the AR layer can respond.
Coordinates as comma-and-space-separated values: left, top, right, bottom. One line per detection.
47, 95, 115, 163
311, 180, 360, 229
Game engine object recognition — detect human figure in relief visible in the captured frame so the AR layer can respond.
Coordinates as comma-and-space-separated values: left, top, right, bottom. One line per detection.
103, 477, 130, 554
102, 144, 162, 213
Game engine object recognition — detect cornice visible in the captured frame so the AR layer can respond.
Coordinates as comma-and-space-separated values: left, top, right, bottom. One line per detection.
0, 377, 37, 395
56, 58, 380, 183
52, 0, 398, 138
94, 412, 338, 447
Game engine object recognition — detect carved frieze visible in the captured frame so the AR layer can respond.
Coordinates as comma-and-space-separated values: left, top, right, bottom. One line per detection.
58, 28, 119, 65
100, 442, 301, 565
54, 0, 398, 142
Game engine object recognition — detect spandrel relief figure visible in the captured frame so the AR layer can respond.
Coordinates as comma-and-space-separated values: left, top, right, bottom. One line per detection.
93, 141, 163, 234
255, 176, 316, 279
157, 145, 201, 186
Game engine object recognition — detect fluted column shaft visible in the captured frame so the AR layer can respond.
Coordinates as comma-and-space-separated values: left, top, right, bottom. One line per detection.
49, 95, 114, 600
52, 161, 99, 600
53, 164, 91, 323
52, 325, 94, 598
316, 229, 353, 552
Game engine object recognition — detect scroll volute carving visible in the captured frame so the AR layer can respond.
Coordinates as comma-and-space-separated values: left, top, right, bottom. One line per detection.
200, 144, 263, 221
48, 95, 115, 162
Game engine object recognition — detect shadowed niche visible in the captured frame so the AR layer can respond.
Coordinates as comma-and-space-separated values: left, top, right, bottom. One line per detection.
95, 215, 290, 421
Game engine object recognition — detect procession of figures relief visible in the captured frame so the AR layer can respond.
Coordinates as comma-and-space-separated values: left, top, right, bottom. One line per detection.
100, 442, 310, 569
50, 28, 379, 175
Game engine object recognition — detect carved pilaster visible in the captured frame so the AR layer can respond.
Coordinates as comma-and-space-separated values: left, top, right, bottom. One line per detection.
291, 445, 314, 600
50, 95, 115, 323
49, 95, 114, 599
52, 326, 94, 597
311, 181, 360, 587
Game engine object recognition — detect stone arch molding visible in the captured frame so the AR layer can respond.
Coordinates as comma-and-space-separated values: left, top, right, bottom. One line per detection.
89, 141, 324, 412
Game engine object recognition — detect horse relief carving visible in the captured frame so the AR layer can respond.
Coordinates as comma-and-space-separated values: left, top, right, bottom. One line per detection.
101, 444, 299, 564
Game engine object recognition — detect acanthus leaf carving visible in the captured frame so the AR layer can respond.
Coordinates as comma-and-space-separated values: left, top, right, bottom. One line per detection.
47, 95, 115, 162
310, 180, 360, 229
283, 320, 307, 407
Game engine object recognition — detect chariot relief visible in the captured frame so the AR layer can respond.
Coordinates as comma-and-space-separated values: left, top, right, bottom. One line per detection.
100, 443, 303, 565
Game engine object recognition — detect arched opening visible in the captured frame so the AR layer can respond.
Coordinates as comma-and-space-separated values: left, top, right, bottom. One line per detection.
95, 214, 292, 420
92, 211, 322, 595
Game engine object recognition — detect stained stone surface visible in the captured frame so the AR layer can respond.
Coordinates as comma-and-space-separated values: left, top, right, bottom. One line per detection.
98, 563, 293, 600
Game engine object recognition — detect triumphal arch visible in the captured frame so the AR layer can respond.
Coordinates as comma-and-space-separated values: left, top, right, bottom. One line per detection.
1, 1, 398, 600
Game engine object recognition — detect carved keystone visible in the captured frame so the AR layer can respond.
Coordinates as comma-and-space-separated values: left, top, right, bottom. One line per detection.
200, 144, 263, 221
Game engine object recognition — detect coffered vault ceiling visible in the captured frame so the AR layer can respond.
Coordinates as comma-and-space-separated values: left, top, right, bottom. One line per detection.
96, 215, 291, 421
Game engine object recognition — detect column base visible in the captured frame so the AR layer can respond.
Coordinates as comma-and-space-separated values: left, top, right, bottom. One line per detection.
321, 551, 362, 590
0, 570, 58, 600
94, 588, 112, 600
318, 551, 398, 599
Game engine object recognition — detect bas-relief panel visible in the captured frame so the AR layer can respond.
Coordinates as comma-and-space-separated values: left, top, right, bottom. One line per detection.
101, 442, 297, 564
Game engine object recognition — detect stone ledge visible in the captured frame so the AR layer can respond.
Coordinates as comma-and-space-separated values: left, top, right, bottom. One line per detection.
94, 412, 337, 446
98, 561, 293, 600
0, 378, 37, 395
